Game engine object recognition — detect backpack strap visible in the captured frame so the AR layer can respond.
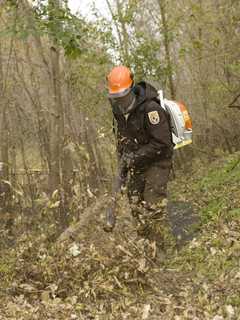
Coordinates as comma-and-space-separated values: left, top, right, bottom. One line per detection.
158, 89, 164, 108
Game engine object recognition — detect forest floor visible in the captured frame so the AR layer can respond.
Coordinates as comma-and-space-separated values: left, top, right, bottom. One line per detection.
0, 152, 240, 320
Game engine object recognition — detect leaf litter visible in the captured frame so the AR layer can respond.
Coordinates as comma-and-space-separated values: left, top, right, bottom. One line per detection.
0, 153, 240, 319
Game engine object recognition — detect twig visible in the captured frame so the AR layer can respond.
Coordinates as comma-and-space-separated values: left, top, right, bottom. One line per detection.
227, 93, 240, 109
227, 158, 240, 172
228, 105, 240, 109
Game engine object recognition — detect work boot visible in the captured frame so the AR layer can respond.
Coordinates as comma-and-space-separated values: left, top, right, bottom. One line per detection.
139, 200, 175, 254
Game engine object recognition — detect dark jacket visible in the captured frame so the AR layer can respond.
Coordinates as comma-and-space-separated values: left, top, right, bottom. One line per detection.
112, 81, 174, 169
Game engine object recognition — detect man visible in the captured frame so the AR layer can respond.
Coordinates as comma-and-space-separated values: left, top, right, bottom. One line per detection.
107, 65, 174, 255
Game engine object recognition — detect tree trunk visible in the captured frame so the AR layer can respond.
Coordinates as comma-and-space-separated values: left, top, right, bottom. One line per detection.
157, 0, 176, 99
0, 42, 9, 181
157, 0, 188, 168
48, 0, 67, 229
105, 0, 130, 64
49, 45, 64, 191
116, 0, 130, 63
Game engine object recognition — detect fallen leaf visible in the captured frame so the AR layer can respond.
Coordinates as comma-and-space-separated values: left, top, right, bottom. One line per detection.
225, 305, 234, 318
69, 243, 81, 257
142, 304, 151, 319
41, 291, 50, 303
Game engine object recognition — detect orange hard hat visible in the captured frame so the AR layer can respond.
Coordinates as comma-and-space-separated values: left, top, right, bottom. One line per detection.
107, 66, 133, 98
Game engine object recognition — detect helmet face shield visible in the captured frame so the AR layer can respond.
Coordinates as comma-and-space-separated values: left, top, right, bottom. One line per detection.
110, 91, 136, 115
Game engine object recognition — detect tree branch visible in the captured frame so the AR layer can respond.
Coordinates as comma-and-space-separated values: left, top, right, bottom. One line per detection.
228, 93, 240, 109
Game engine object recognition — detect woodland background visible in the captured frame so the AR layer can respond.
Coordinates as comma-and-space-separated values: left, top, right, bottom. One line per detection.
0, 0, 239, 232
0, 1, 240, 319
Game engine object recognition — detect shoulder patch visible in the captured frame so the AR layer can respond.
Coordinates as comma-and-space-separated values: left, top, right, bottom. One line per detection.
148, 111, 160, 124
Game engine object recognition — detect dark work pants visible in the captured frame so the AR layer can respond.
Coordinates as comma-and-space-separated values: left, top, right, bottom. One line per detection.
127, 159, 172, 247
127, 159, 172, 208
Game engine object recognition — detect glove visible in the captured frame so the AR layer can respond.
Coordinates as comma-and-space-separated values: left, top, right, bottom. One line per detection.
121, 152, 135, 169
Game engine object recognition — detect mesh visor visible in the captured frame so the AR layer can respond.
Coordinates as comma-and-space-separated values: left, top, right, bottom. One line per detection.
110, 91, 136, 115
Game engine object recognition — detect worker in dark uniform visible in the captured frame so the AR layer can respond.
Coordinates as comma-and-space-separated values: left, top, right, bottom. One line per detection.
107, 66, 174, 256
